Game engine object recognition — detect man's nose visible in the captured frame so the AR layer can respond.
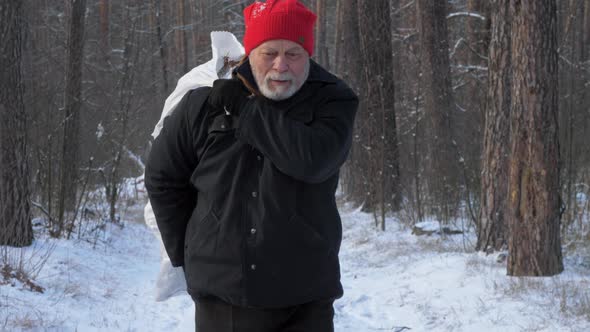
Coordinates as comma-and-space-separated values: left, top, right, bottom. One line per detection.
272, 55, 289, 72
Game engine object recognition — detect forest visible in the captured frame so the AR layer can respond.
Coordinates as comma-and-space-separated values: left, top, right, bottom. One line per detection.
1, 0, 589, 330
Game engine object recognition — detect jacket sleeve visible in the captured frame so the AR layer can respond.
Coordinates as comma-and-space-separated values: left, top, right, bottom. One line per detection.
236, 85, 358, 184
144, 88, 210, 267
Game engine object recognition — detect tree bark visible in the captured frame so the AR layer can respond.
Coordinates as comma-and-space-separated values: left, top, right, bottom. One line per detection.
477, 0, 511, 252
466, 0, 490, 68
585, 0, 590, 55
507, 0, 563, 276
562, 0, 585, 230
582, 0, 590, 174
154, 0, 169, 94
57, 0, 87, 237
0, 0, 33, 247
187, 0, 201, 63
357, 0, 402, 225
314, 0, 329, 68
175, 0, 189, 73
99, 0, 109, 59
416, 0, 459, 222
337, 0, 365, 206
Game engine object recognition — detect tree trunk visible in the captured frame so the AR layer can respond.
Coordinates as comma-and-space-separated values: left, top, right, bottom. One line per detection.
507, 0, 563, 276
477, 0, 511, 252
585, 0, 590, 54
154, 0, 169, 94
176, 0, 189, 73
99, 0, 109, 60
562, 0, 585, 231
57, 0, 87, 237
337, 0, 365, 206
416, 0, 459, 222
187, 0, 201, 63
462, 0, 490, 203
314, 0, 329, 67
0, 0, 33, 247
336, 0, 362, 95
583, 0, 590, 178
108, 15, 137, 225
570, 0, 587, 230
466, 0, 490, 67
357, 0, 401, 222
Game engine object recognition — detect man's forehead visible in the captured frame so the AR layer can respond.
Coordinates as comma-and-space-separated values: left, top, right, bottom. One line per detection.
256, 39, 306, 52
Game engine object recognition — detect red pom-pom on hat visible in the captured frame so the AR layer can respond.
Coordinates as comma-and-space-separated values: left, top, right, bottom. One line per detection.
243, 0, 317, 56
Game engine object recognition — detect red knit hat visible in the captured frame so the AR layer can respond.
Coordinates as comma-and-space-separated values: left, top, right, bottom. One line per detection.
243, 0, 317, 56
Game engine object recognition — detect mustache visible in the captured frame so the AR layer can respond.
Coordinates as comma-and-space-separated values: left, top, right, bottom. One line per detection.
266, 72, 294, 82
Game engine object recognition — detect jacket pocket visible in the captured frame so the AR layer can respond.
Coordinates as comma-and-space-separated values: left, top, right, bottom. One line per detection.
187, 209, 220, 258
184, 209, 220, 291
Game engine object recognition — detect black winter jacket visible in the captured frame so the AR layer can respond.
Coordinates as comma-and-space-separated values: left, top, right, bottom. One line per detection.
145, 59, 358, 308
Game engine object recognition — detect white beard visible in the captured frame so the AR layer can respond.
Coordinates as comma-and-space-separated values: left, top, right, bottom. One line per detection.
252, 61, 310, 101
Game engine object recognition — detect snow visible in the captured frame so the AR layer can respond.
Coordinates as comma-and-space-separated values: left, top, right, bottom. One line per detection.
96, 122, 104, 140
2, 191, 590, 331
413, 220, 442, 232
1, 203, 195, 331
335, 203, 590, 332
452, 64, 489, 72
447, 12, 486, 21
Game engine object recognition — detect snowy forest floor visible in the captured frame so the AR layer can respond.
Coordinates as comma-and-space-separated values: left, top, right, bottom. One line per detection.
1, 190, 590, 331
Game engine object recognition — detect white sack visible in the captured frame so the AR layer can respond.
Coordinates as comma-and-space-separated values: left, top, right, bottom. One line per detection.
146, 31, 244, 302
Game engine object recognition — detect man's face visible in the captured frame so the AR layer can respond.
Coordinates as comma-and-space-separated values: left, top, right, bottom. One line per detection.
249, 39, 310, 101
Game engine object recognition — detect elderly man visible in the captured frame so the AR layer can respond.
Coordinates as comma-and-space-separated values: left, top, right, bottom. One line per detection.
145, 0, 358, 330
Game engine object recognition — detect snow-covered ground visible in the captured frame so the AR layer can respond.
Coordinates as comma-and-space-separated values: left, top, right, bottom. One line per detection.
2, 196, 589, 331
336, 202, 590, 332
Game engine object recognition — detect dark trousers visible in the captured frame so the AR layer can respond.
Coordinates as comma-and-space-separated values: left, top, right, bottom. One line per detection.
194, 297, 335, 332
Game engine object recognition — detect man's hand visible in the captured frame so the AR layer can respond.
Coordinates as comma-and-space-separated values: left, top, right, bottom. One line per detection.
208, 79, 250, 116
